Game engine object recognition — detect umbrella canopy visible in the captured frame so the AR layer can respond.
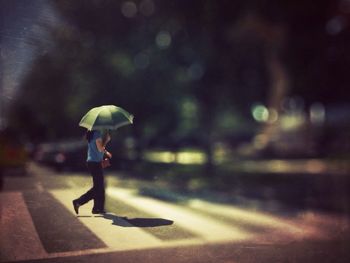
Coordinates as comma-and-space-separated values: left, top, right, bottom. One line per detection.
79, 105, 134, 131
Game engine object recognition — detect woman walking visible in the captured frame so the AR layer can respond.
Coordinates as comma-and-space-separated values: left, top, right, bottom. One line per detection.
72, 130, 112, 214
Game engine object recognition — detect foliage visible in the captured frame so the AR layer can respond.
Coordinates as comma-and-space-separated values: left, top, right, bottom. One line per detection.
8, 0, 350, 152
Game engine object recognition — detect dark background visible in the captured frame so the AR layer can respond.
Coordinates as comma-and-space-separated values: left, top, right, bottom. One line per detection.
1, 0, 350, 169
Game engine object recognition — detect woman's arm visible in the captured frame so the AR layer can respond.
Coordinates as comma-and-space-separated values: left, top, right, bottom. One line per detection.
95, 138, 105, 152
96, 138, 112, 158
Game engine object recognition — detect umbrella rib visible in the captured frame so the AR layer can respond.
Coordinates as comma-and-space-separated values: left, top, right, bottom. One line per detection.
79, 106, 106, 130
93, 106, 111, 129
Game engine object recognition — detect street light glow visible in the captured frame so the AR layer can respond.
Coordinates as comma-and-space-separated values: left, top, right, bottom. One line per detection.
251, 104, 269, 122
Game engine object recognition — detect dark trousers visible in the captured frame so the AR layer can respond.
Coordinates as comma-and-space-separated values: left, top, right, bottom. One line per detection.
76, 162, 105, 210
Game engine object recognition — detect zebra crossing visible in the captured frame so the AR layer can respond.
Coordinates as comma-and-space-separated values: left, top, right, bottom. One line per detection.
1, 185, 350, 262
0, 192, 47, 262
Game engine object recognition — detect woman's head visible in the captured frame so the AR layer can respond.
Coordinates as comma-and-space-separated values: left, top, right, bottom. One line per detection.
102, 129, 110, 137
85, 130, 95, 142
102, 129, 111, 143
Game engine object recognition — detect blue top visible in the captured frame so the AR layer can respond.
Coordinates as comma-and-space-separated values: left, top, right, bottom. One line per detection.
87, 130, 104, 162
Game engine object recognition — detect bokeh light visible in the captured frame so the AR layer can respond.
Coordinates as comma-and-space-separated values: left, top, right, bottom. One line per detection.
326, 16, 346, 35
121, 1, 137, 18
187, 62, 205, 80
155, 31, 172, 49
310, 102, 325, 125
139, 0, 155, 16
134, 52, 150, 69
251, 104, 269, 122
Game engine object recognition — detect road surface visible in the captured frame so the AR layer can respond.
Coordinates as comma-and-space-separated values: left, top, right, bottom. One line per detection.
1, 163, 350, 262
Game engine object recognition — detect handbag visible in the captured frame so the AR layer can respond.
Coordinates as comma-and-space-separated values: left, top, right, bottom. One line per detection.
101, 158, 111, 169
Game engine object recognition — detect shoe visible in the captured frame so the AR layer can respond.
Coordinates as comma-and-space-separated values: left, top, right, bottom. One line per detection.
72, 200, 80, 215
92, 209, 106, 214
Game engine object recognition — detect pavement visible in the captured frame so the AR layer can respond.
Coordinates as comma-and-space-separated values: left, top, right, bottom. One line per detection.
1, 163, 350, 262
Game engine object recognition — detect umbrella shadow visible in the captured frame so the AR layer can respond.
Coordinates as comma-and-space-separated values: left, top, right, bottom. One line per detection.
101, 213, 174, 228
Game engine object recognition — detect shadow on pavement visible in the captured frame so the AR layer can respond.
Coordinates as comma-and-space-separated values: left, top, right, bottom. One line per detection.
102, 213, 174, 228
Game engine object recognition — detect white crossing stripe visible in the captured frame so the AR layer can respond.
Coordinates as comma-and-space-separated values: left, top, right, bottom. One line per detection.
189, 199, 350, 241
186, 199, 330, 242
106, 187, 253, 242
107, 187, 350, 244
0, 192, 47, 262
50, 189, 164, 251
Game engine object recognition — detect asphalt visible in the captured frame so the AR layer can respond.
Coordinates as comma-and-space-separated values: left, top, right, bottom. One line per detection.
1, 162, 350, 263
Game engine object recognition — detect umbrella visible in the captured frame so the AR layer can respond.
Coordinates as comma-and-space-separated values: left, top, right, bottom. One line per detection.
79, 105, 134, 131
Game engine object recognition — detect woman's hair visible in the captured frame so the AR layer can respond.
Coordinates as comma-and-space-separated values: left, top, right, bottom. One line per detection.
101, 129, 110, 144
85, 130, 95, 143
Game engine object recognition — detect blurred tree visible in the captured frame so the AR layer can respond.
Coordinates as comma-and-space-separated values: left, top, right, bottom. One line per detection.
7, 0, 350, 163
9, 25, 96, 141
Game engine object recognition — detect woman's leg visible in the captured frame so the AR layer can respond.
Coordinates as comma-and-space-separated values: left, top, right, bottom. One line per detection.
74, 162, 105, 213
89, 162, 105, 212
75, 187, 94, 206
74, 162, 96, 206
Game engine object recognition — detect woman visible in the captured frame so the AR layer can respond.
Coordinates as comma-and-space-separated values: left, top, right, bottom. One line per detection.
72, 129, 112, 214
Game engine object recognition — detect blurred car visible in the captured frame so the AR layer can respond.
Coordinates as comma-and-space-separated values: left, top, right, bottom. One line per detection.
0, 132, 28, 175
35, 139, 87, 172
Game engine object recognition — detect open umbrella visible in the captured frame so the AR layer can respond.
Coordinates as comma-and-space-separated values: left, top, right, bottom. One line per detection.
79, 105, 134, 131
